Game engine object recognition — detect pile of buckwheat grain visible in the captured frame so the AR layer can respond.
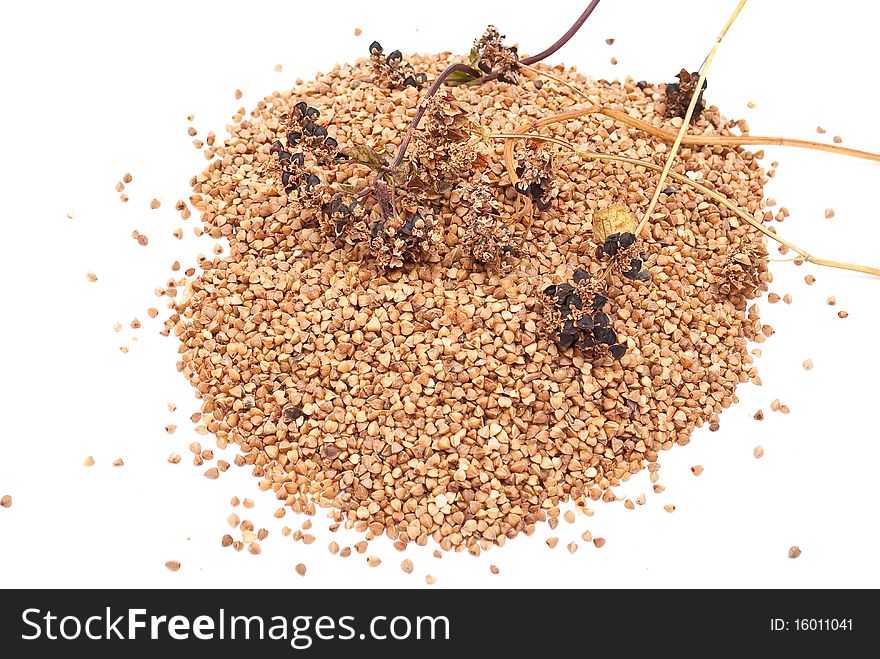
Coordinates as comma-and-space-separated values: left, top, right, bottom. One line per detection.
163, 50, 771, 553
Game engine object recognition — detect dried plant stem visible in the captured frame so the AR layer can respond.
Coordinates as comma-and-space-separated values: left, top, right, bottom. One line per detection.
519, 63, 593, 104
636, 0, 748, 238
490, 131, 880, 278
525, 106, 880, 163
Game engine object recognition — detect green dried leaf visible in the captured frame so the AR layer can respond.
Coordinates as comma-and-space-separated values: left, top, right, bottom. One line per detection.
389, 161, 414, 187
339, 146, 387, 170
444, 68, 480, 87
468, 47, 479, 66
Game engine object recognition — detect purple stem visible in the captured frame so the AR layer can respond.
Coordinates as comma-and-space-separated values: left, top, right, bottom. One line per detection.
387, 63, 480, 171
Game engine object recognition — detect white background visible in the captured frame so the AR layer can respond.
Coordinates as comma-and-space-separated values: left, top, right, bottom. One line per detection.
1, 0, 878, 589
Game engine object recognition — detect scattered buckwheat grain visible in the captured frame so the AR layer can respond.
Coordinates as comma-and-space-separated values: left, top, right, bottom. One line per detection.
753, 446, 764, 459
824, 208, 835, 219
86, 272, 98, 282
1, 495, 12, 508
691, 465, 704, 476
837, 310, 848, 319
112, 459, 124, 467
165, 561, 180, 572
295, 563, 307, 576
663, 504, 676, 513
802, 359, 813, 370
425, 575, 437, 585
150, 198, 161, 209
788, 546, 802, 559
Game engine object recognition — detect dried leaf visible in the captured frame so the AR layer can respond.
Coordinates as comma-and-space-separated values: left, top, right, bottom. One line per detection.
339, 146, 387, 170
389, 161, 414, 187
592, 203, 637, 242
444, 68, 481, 87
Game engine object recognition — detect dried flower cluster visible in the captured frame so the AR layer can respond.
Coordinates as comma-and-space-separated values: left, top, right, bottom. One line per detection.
366, 207, 442, 270
285, 101, 340, 165
664, 69, 708, 122
458, 183, 519, 270
596, 232, 650, 282
319, 191, 368, 243
268, 101, 339, 201
409, 91, 477, 189
714, 243, 769, 309
369, 41, 428, 90
543, 269, 627, 358
514, 143, 556, 211
472, 26, 520, 83
592, 204, 650, 281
